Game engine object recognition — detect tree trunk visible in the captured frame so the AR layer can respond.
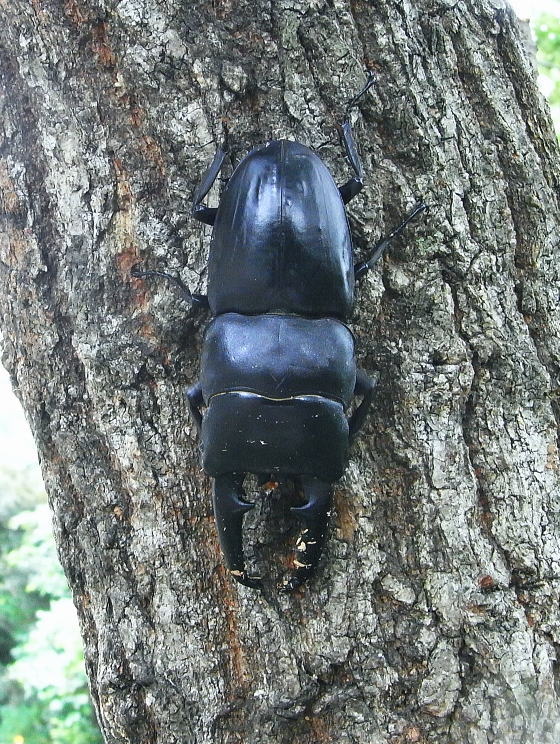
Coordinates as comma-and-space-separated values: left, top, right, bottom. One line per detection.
1, 0, 560, 742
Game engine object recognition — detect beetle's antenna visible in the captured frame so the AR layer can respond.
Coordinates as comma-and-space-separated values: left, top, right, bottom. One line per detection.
344, 72, 376, 121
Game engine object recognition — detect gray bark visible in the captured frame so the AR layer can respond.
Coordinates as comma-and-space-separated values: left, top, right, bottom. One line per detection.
1, 0, 560, 742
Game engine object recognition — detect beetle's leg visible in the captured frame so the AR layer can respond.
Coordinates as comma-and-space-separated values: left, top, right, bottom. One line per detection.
192, 145, 228, 225
348, 368, 376, 442
354, 202, 428, 280
279, 478, 332, 593
186, 381, 204, 434
213, 473, 262, 589
338, 118, 364, 205
130, 267, 209, 311
338, 73, 375, 204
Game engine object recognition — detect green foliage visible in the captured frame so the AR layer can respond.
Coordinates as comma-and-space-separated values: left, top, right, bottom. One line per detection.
534, 10, 560, 132
0, 692, 101, 744
0, 481, 102, 744
0, 701, 47, 744
0, 466, 43, 522
0, 473, 49, 668
6, 505, 70, 599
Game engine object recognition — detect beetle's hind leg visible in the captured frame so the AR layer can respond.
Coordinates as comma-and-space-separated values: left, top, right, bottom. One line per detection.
192, 145, 228, 225
338, 118, 364, 205
213, 473, 262, 589
279, 478, 332, 593
354, 201, 428, 280
337, 73, 375, 205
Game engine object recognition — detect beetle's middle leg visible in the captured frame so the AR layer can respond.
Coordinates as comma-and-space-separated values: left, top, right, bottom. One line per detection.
354, 201, 428, 280
131, 147, 229, 303
213, 473, 262, 589
131, 267, 209, 310
280, 478, 332, 593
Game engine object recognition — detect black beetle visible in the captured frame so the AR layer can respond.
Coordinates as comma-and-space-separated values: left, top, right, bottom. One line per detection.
133, 76, 426, 591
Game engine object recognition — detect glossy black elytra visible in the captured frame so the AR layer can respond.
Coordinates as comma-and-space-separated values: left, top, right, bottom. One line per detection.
133, 75, 427, 591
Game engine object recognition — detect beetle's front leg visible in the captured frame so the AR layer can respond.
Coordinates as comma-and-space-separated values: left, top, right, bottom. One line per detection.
348, 369, 376, 442
280, 478, 332, 593
213, 473, 262, 589
186, 382, 204, 434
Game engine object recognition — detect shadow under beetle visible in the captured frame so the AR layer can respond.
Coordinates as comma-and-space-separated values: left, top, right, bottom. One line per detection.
133, 75, 427, 592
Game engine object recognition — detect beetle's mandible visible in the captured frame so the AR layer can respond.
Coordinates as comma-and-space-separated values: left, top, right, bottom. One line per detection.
133, 75, 427, 592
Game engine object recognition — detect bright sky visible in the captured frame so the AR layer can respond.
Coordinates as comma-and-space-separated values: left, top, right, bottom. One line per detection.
0, 365, 42, 474
508, 0, 559, 19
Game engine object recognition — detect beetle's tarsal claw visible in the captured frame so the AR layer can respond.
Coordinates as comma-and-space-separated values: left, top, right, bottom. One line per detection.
279, 478, 332, 592
344, 71, 376, 120
213, 474, 260, 589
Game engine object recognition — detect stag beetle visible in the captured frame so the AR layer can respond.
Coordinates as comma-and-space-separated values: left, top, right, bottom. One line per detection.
133, 75, 426, 591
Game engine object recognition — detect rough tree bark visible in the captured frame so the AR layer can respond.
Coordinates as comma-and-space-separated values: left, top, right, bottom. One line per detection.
1, 0, 560, 742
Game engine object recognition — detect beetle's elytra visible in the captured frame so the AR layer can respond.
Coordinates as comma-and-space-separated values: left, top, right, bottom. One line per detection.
133, 76, 427, 592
